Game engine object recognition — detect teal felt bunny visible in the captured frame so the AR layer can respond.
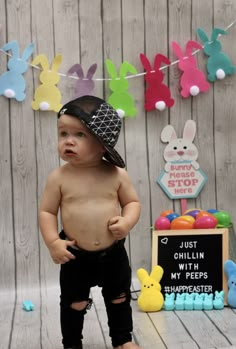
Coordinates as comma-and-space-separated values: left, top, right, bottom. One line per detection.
224, 259, 236, 308
0, 40, 34, 101
197, 27, 235, 82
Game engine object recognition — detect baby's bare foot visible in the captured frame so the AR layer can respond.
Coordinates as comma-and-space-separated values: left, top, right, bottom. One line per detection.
114, 342, 142, 349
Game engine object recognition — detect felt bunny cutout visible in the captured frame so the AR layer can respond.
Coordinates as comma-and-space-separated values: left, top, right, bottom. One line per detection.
32, 54, 62, 112
0, 40, 34, 101
137, 265, 164, 312
197, 28, 236, 81
224, 259, 236, 308
161, 120, 199, 172
172, 40, 210, 98
105, 59, 137, 118
140, 53, 174, 111
67, 63, 97, 98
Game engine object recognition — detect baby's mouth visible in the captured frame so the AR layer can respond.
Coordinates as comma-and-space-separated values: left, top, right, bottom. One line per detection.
65, 149, 76, 155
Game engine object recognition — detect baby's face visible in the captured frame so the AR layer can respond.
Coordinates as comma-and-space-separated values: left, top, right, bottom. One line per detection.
58, 115, 105, 166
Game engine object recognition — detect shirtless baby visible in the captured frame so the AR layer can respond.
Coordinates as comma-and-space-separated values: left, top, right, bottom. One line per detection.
39, 95, 142, 349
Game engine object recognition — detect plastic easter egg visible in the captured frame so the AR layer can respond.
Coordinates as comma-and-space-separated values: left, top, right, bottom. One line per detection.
179, 215, 195, 224
170, 217, 194, 230
154, 216, 171, 230
194, 216, 218, 229
166, 212, 180, 222
184, 209, 201, 218
160, 209, 173, 217
213, 211, 232, 228
207, 209, 219, 214
196, 211, 216, 219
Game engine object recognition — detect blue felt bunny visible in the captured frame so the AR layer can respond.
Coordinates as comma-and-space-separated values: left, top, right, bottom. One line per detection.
0, 40, 34, 101
224, 259, 236, 308
197, 27, 235, 82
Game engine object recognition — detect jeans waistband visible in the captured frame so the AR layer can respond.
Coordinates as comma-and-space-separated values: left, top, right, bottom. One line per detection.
59, 230, 125, 257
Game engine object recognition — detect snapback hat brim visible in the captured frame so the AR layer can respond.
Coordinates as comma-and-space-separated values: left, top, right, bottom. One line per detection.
103, 145, 125, 168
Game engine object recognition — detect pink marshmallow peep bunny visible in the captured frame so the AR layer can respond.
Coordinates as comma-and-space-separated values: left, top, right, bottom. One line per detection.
172, 40, 210, 98
67, 63, 97, 98
161, 120, 199, 172
32, 54, 62, 112
140, 53, 174, 111
0, 40, 34, 101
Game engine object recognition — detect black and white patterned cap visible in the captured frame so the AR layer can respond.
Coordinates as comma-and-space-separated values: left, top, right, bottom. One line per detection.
58, 96, 125, 168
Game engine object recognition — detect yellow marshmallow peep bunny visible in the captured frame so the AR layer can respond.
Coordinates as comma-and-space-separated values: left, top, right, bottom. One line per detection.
32, 54, 62, 112
137, 265, 164, 312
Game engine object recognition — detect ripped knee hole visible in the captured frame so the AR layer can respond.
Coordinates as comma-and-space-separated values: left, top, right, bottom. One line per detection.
111, 292, 127, 304
71, 300, 88, 311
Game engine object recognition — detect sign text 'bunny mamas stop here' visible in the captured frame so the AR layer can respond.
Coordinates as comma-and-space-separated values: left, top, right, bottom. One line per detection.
157, 120, 207, 199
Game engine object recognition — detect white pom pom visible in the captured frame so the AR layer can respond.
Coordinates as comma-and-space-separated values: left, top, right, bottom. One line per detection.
155, 101, 166, 111
216, 69, 225, 80
190, 85, 200, 96
39, 102, 50, 111
4, 89, 15, 98
116, 109, 125, 118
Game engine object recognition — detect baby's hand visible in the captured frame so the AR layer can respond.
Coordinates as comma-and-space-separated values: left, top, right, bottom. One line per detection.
48, 239, 76, 264
108, 216, 130, 240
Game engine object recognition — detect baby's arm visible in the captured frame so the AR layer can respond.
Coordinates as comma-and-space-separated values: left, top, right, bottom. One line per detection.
108, 168, 141, 239
39, 169, 75, 264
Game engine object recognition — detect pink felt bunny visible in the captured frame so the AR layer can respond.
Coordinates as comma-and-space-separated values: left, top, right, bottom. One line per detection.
140, 53, 174, 111
161, 120, 199, 172
172, 40, 210, 98
67, 63, 97, 98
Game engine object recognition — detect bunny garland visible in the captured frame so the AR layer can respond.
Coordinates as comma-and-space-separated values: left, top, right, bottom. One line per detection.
137, 265, 164, 312
0, 22, 236, 111
0, 41, 34, 101
32, 54, 63, 112
105, 59, 137, 118
197, 27, 236, 81
140, 53, 175, 111
67, 63, 97, 98
172, 40, 210, 98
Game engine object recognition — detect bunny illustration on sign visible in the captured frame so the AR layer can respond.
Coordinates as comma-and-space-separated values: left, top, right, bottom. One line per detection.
161, 120, 199, 172
224, 259, 236, 308
0, 40, 34, 101
140, 53, 174, 111
67, 63, 97, 98
137, 265, 164, 312
197, 27, 236, 81
31, 54, 62, 112
105, 59, 137, 118
172, 40, 210, 98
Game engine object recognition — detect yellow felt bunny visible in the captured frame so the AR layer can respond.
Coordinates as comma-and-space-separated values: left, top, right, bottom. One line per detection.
137, 265, 164, 312
32, 54, 62, 112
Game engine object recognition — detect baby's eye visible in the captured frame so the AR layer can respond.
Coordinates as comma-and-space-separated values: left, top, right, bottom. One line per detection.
76, 132, 86, 137
59, 131, 67, 137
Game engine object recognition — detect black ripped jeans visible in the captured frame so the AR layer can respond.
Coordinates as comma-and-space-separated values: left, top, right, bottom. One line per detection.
59, 231, 133, 348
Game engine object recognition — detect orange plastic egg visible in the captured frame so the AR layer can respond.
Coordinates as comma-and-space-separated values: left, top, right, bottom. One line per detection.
196, 211, 216, 219
160, 209, 173, 217
170, 217, 194, 230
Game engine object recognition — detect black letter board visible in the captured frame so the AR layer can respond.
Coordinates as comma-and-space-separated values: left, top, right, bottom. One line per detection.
152, 229, 228, 298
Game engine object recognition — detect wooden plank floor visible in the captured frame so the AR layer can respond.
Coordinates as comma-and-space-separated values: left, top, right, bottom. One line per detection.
1, 285, 236, 349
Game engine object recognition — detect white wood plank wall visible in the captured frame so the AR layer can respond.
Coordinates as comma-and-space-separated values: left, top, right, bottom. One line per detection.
1, 0, 236, 298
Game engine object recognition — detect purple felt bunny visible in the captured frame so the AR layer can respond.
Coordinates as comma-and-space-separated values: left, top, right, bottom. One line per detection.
67, 63, 97, 98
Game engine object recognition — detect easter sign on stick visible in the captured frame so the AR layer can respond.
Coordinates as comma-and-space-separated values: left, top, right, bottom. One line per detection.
157, 120, 207, 213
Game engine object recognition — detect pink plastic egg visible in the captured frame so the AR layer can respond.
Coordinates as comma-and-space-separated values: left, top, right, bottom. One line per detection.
154, 216, 171, 230
194, 216, 218, 229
